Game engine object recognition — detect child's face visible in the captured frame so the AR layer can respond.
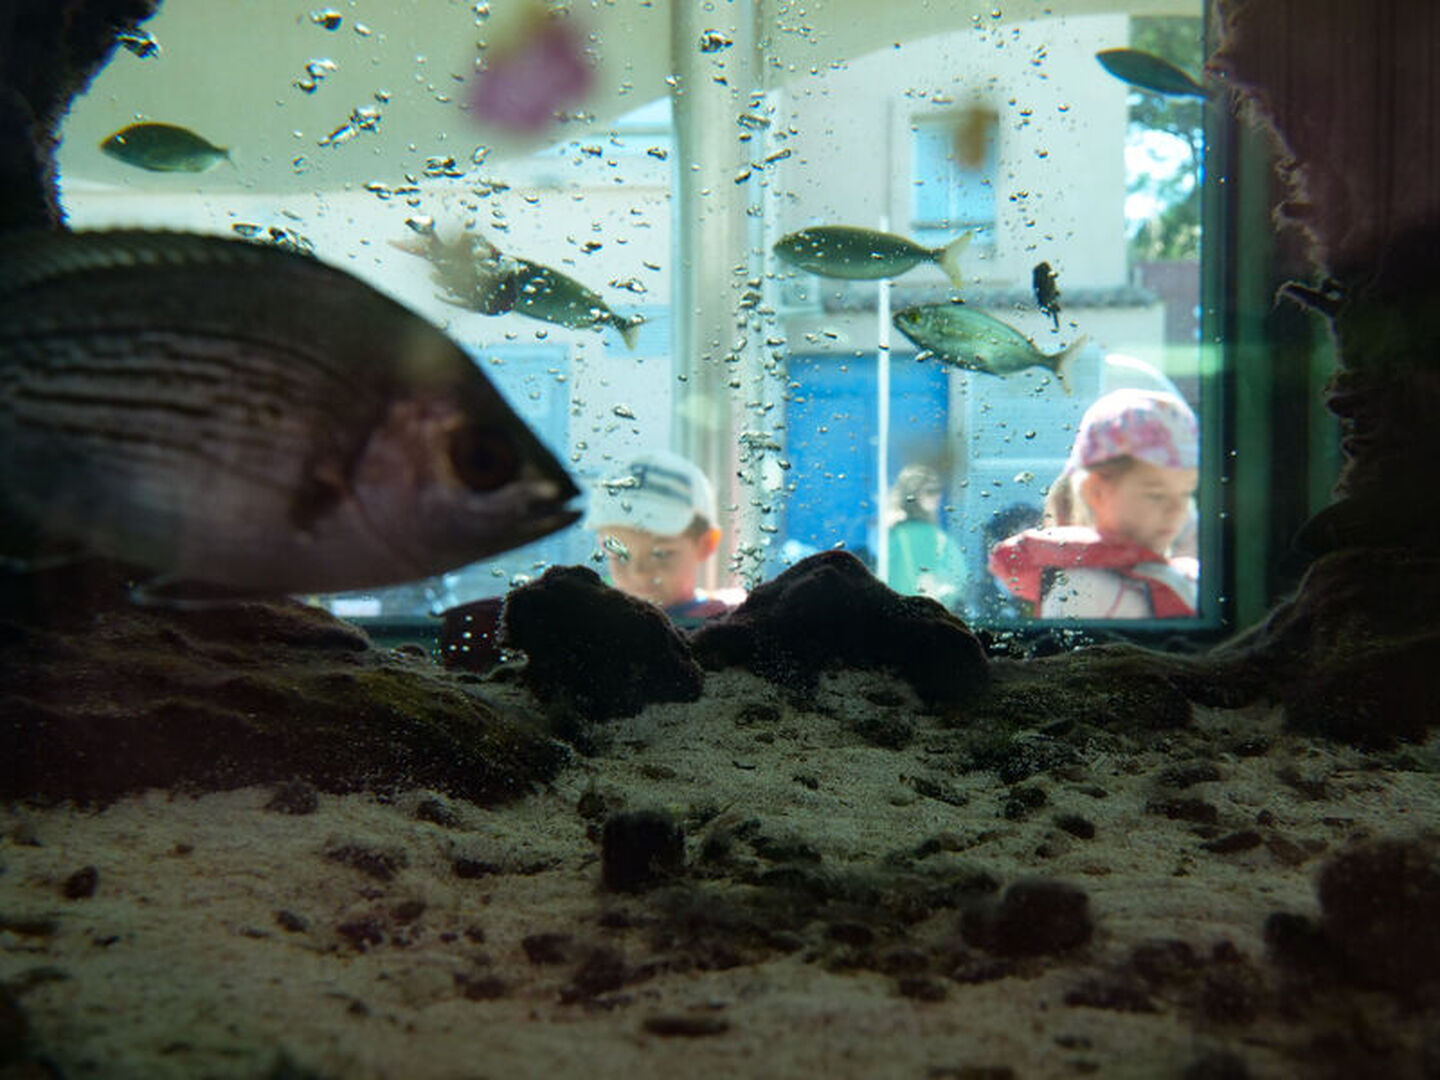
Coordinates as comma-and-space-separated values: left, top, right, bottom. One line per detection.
1083, 461, 1198, 555
597, 524, 716, 609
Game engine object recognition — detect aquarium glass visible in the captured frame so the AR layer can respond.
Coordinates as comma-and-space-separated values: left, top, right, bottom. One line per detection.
58, 0, 1229, 638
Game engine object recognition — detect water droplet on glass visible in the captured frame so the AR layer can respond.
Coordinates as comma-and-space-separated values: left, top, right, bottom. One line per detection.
310, 9, 342, 31
611, 404, 636, 420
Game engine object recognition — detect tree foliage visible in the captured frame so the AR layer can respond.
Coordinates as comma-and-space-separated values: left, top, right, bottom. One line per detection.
1126, 16, 1205, 262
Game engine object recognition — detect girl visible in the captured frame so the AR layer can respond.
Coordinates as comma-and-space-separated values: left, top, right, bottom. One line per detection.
989, 389, 1200, 619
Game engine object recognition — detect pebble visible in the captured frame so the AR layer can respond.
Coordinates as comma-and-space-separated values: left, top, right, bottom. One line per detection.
642, 1014, 730, 1037
964, 878, 1093, 957
602, 809, 685, 893
1317, 837, 1440, 994
265, 779, 320, 816
61, 865, 98, 900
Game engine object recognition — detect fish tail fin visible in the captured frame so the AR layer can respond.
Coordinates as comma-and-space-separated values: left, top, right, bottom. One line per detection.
389, 237, 429, 257
936, 232, 971, 289
1051, 334, 1089, 395
618, 315, 644, 350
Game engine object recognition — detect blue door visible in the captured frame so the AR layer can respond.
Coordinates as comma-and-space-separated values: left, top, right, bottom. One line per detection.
781, 351, 950, 567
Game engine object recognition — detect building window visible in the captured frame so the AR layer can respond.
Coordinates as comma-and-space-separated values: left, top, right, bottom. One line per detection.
911, 108, 999, 246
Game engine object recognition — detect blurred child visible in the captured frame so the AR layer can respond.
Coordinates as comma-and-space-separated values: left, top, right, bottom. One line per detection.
586, 449, 741, 623
988, 389, 1200, 619
884, 464, 969, 612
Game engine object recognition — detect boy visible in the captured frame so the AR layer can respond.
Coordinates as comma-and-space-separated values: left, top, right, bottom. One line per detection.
586, 449, 740, 623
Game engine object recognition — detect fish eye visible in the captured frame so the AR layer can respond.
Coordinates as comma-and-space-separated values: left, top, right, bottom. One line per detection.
447, 424, 519, 492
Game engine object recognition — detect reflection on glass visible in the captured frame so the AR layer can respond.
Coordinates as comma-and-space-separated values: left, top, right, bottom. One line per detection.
57, 2, 1210, 629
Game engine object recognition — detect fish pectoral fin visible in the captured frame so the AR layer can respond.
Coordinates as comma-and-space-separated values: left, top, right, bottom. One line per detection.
289, 457, 352, 534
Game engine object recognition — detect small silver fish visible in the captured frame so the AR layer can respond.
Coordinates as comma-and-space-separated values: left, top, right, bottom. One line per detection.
1096, 48, 1209, 99
100, 123, 229, 173
0, 230, 579, 598
773, 226, 969, 288
393, 231, 643, 348
892, 301, 1087, 392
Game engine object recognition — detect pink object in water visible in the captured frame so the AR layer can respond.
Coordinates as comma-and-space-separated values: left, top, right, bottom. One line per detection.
469, 15, 594, 135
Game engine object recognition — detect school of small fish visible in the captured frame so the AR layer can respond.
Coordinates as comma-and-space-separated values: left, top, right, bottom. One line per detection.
0, 230, 579, 599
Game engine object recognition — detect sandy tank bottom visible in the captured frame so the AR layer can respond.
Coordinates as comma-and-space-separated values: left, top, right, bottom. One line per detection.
2, 667, 1437, 1080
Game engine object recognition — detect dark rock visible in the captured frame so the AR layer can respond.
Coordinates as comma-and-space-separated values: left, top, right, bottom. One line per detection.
1063, 974, 1157, 1012
456, 973, 507, 1000
1054, 814, 1096, 840
1201, 830, 1264, 855
567, 946, 630, 999
750, 833, 821, 865
414, 797, 461, 828
1159, 761, 1222, 788
499, 566, 704, 722
1316, 837, 1440, 995
335, 917, 385, 950
1001, 785, 1047, 821
392, 899, 426, 923
1181, 1051, 1251, 1080
641, 1014, 730, 1037
877, 946, 931, 975
1217, 550, 1440, 750
1264, 912, 1330, 971
1197, 962, 1268, 1024
963, 878, 1093, 958
0, 986, 27, 1064
452, 858, 502, 880
522, 932, 579, 965
60, 865, 98, 900
854, 712, 916, 750
897, 976, 949, 1001
601, 810, 685, 893
323, 843, 406, 882
1146, 798, 1220, 825
266, 780, 320, 816
0, 592, 569, 806
1126, 939, 1200, 986
826, 921, 875, 947
690, 551, 988, 708
275, 910, 310, 934
1232, 736, 1271, 757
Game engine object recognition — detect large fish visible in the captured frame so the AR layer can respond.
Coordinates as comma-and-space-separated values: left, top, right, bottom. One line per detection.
0, 229, 580, 599
394, 231, 643, 348
892, 300, 1087, 393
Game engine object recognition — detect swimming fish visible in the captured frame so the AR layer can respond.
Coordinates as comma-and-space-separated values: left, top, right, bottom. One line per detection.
99, 122, 229, 173
773, 226, 969, 289
892, 301, 1086, 392
0, 229, 580, 599
1032, 261, 1062, 331
1095, 48, 1208, 99
393, 231, 642, 348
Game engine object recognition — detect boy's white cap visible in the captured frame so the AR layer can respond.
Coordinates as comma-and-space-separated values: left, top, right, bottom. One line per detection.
585, 450, 717, 537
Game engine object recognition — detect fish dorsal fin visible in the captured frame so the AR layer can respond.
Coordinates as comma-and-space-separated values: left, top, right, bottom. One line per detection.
0, 229, 277, 299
